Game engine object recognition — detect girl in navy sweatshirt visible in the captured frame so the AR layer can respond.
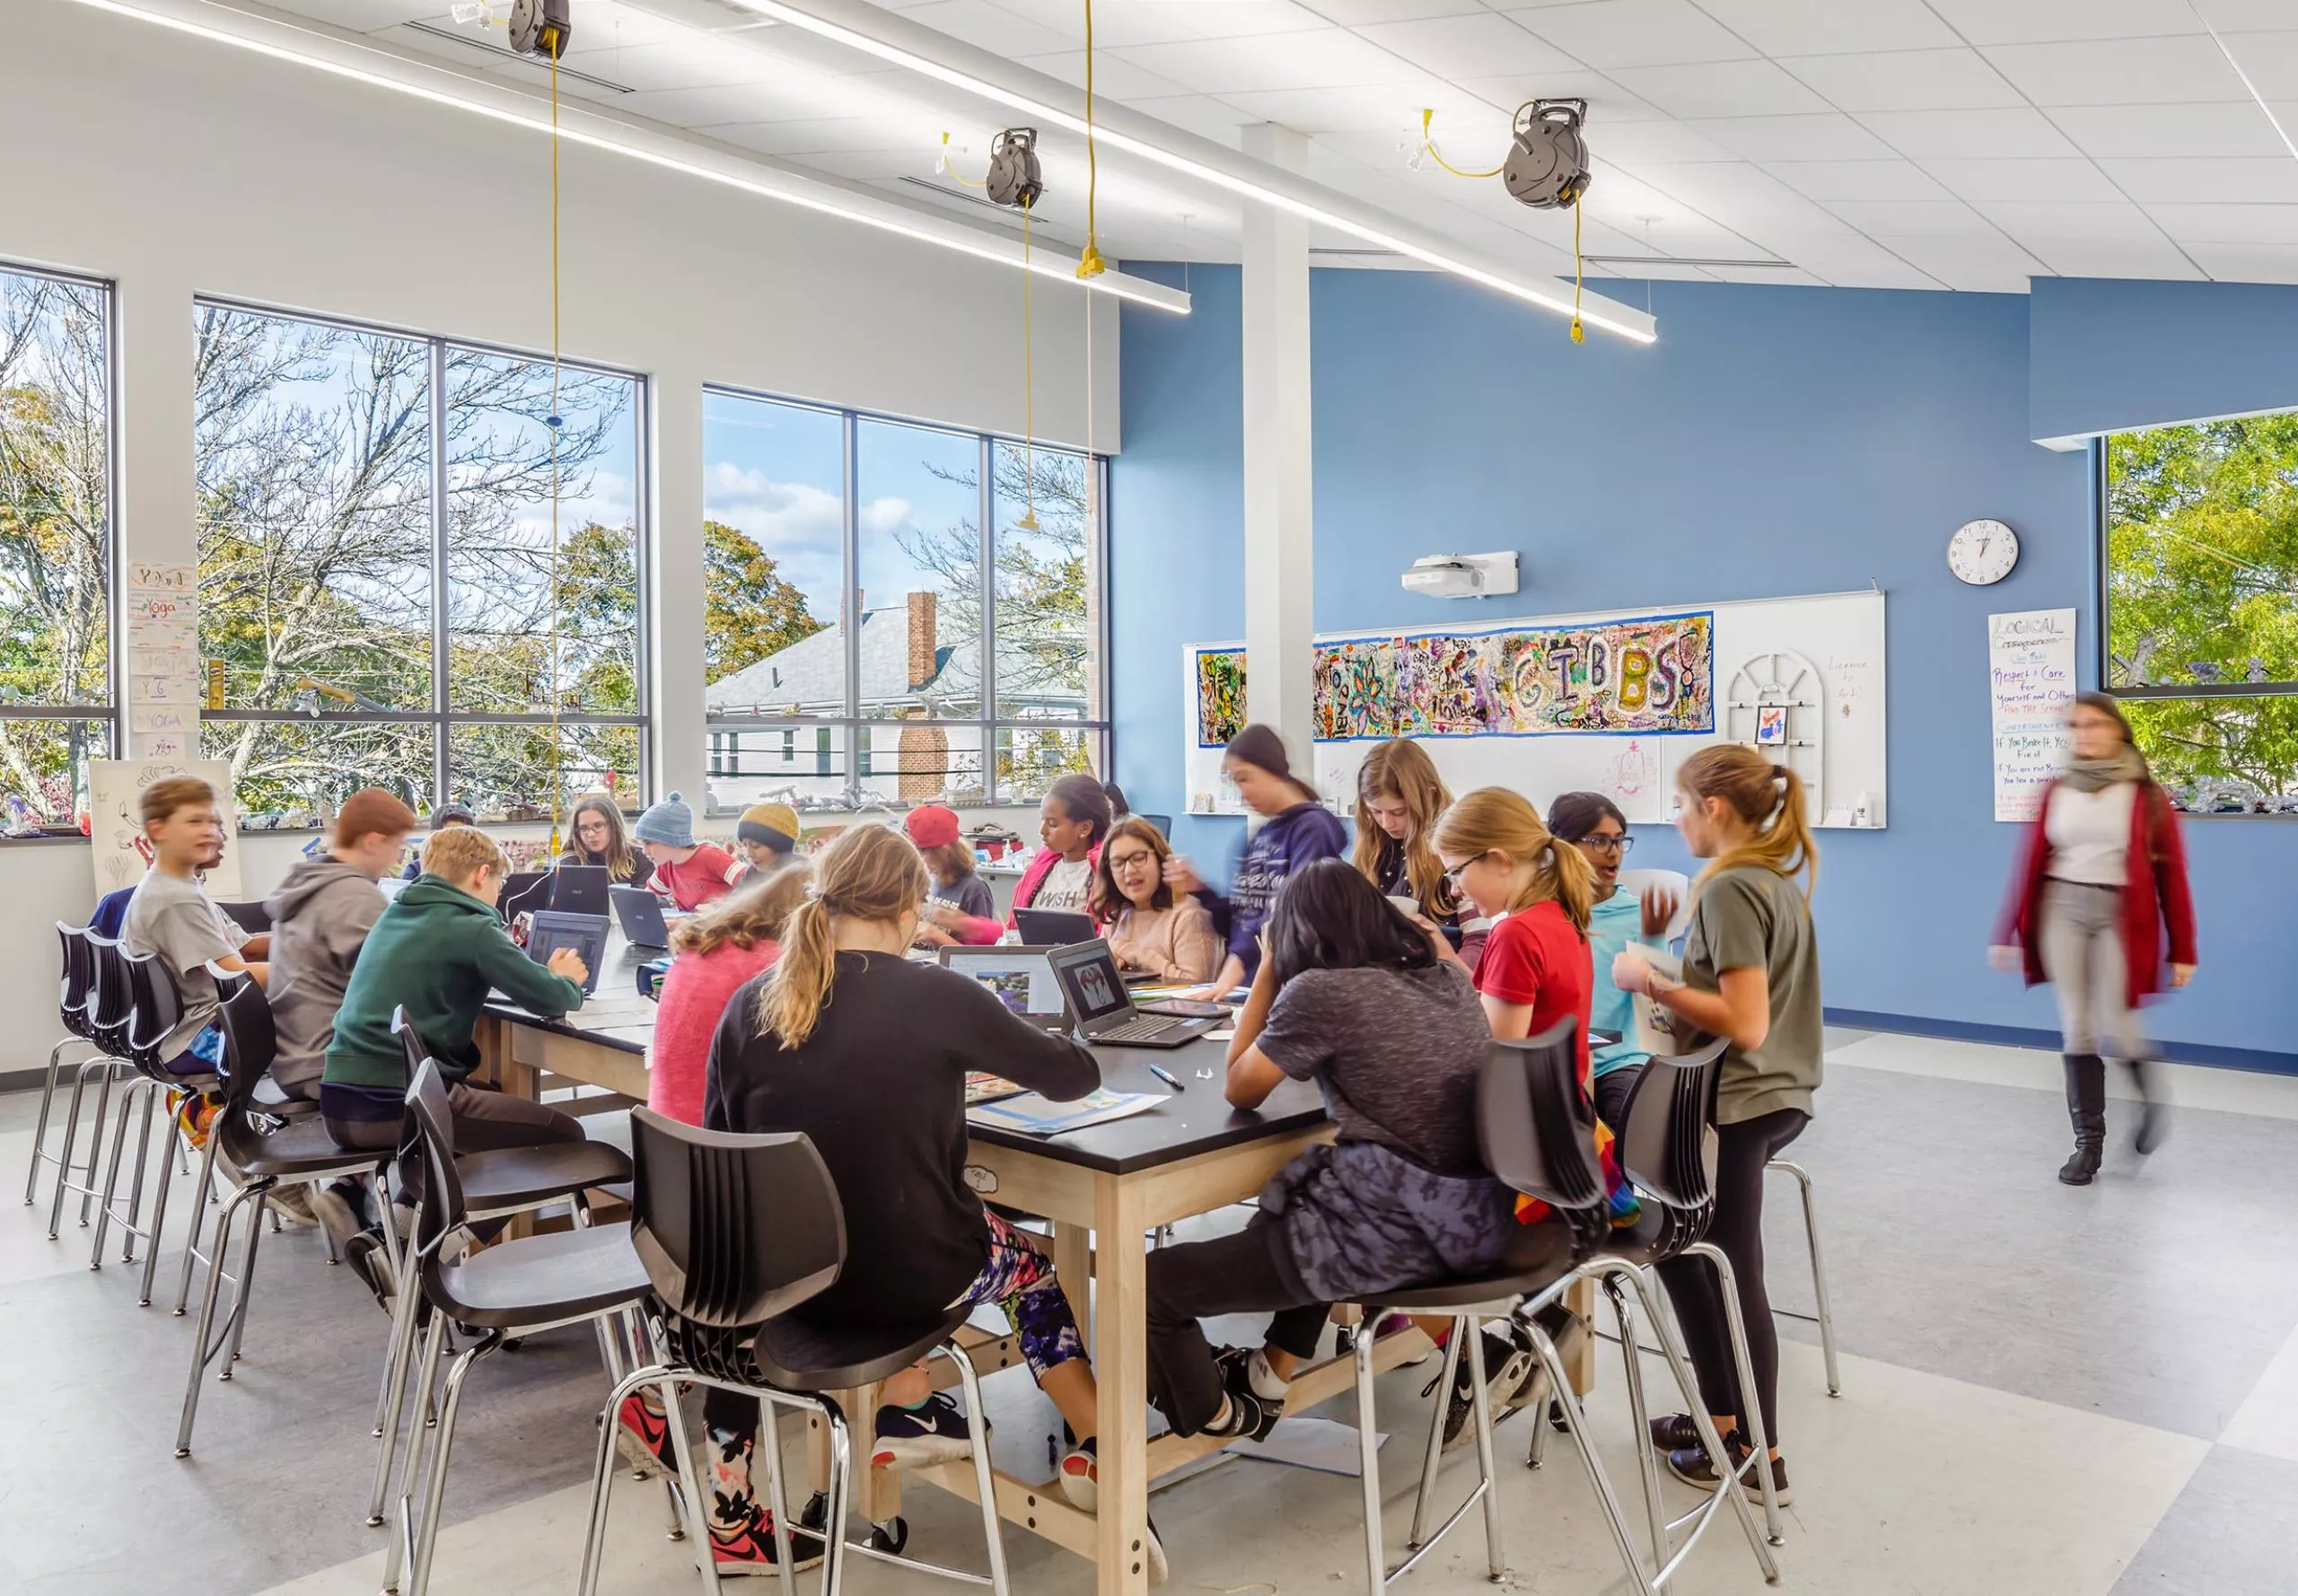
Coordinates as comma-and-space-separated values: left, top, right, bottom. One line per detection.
1165, 723, 1346, 995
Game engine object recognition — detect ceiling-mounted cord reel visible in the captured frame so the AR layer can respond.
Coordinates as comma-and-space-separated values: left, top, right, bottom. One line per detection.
987, 127, 1045, 210
1504, 98, 1593, 210
506, 0, 572, 59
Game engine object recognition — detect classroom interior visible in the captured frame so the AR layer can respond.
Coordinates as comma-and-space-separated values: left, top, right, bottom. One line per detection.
6, 0, 2298, 1592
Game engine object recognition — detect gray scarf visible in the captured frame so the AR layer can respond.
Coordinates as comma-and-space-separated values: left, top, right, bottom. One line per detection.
2061, 744, 2148, 794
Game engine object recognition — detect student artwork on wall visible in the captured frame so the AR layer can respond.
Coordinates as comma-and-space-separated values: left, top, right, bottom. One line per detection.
87, 758, 244, 899
1195, 648, 1248, 746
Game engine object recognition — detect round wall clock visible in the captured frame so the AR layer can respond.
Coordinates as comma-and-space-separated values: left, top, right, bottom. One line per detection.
1948, 518, 2018, 585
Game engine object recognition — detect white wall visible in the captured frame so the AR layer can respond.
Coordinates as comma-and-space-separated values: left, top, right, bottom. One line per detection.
0, 0, 1119, 1077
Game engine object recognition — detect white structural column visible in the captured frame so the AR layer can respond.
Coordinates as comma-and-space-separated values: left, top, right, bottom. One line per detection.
651, 365, 709, 809
116, 254, 200, 759
1238, 123, 1317, 774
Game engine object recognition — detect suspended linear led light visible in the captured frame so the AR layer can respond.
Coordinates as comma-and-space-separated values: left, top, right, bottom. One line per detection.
58, 0, 1191, 315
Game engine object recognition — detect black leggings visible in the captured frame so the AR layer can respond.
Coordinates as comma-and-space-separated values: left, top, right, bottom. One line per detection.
1144, 1223, 1329, 1436
1652, 1107, 1807, 1450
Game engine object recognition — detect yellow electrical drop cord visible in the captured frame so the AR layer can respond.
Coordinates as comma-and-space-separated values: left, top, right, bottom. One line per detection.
1571, 199, 1584, 345
547, 40, 566, 850
1019, 203, 1039, 530
1419, 109, 1504, 180
939, 131, 987, 187
1076, 0, 1105, 279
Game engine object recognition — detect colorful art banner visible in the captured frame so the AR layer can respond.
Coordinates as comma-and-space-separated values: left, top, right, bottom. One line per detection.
1195, 612, 1715, 747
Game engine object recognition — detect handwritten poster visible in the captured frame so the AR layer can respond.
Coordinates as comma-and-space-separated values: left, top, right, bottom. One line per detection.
1989, 608, 2076, 822
87, 758, 242, 899
125, 560, 206, 760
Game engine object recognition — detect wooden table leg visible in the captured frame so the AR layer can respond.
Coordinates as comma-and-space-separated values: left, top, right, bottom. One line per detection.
1092, 1177, 1151, 1596
1564, 1277, 1598, 1396
1053, 1220, 1093, 1355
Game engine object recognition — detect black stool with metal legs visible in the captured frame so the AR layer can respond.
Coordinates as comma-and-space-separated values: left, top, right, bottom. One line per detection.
1764, 1160, 1839, 1397
174, 967, 390, 1456
32, 924, 127, 1236
580, 1107, 1012, 1596
89, 941, 218, 1297
380, 1060, 653, 1596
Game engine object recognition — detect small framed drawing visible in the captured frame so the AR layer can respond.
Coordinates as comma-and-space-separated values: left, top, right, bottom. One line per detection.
1755, 705, 1789, 746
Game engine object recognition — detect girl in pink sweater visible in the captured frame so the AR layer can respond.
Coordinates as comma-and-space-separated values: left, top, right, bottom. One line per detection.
647, 864, 814, 1126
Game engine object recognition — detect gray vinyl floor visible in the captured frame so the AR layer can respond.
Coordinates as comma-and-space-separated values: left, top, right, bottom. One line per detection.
4, 1029, 2297, 1596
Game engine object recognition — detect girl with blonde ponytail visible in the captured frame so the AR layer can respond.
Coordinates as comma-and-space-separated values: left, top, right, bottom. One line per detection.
1429, 788, 1597, 1056
1609, 744, 1822, 1508
702, 823, 1134, 1559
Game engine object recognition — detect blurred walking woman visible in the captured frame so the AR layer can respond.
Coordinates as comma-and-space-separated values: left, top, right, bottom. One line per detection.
1992, 692, 2196, 1185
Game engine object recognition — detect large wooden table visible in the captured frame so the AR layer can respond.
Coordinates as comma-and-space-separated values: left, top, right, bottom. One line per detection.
476, 941, 1574, 1596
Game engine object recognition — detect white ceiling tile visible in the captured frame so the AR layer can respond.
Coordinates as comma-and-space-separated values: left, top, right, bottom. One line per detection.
1852, 107, 2080, 160
1763, 232, 1944, 287
265, 0, 443, 30
1969, 200, 2171, 241
2218, 31, 2298, 100
1505, 0, 1758, 69
1618, 159, 1855, 231
1108, 30, 1420, 93
1013, 51, 1194, 101
1583, 118, 1740, 163
1294, 0, 1490, 22
1821, 199, 2004, 236
1680, 113, 1898, 162
1221, 82, 1470, 133
1981, 38, 2251, 106
1770, 160, 1951, 202
2195, 0, 2298, 27
1920, 159, 2124, 203
972, 0, 1188, 48
2015, 236, 2205, 279
1604, 58, 1830, 118
623, 82, 830, 127
2145, 203, 2298, 243
1779, 48, 2023, 112
1865, 231, 2048, 291
1176, 1, 1345, 41
548, 39, 775, 91
2100, 156, 2298, 203
887, 0, 1079, 58
1354, 13, 1583, 78
1123, 92, 1260, 145
1313, 129, 1437, 171
2180, 241, 2298, 284
1700, 265, 1830, 285
1688, 0, 1959, 57
2047, 101, 2293, 158
1921, 0, 2204, 46
1456, 72, 1667, 121
711, 117, 925, 155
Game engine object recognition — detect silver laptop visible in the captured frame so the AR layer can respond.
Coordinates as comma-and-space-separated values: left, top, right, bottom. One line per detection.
1048, 939, 1222, 1049
938, 946, 1071, 1030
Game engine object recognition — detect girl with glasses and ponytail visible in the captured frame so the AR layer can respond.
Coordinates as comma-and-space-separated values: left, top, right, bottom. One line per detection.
1610, 746, 1821, 1510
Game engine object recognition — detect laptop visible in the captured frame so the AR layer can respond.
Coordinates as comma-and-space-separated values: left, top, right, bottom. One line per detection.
938, 946, 1070, 1030
525, 909, 611, 995
1014, 907, 1098, 945
610, 883, 674, 948
550, 864, 610, 916
1048, 939, 1223, 1049
497, 870, 551, 922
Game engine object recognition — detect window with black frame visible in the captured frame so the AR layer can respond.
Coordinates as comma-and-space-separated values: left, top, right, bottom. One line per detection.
0, 263, 115, 832
699, 387, 1108, 816
2104, 414, 2298, 813
192, 302, 645, 824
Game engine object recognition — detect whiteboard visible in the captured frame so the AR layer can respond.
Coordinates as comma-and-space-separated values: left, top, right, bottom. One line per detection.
1182, 589, 1885, 829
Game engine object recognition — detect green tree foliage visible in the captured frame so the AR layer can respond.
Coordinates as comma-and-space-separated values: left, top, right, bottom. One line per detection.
705, 518, 826, 678
2108, 417, 2298, 796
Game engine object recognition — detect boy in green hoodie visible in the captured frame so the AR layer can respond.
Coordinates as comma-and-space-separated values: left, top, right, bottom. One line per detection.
321, 824, 593, 1259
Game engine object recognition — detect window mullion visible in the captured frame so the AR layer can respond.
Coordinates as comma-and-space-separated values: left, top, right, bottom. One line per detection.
843, 409, 861, 809
430, 337, 451, 811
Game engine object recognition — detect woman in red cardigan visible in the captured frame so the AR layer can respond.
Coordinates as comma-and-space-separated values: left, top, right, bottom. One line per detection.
1992, 693, 2197, 1185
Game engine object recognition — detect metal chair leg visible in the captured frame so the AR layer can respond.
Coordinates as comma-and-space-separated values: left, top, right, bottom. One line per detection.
175, 1183, 257, 1457
369, 1290, 427, 1520
90, 1078, 147, 1267
1355, 1325, 1386, 1596
1606, 1276, 1671, 1570
220, 1188, 270, 1372
137, 1114, 182, 1305
22, 1038, 83, 1205
1767, 1160, 1840, 1397
1683, 1241, 1785, 1547
1406, 1319, 1464, 1548
1460, 1317, 1506, 1581
406, 1331, 499, 1596
658, 1376, 725, 1596
819, 1398, 855, 1596
118, 1088, 160, 1263
759, 1392, 798, 1596
75, 1062, 122, 1229
1524, 1324, 1658, 1596
948, 1342, 1013, 1596
578, 1366, 659, 1596
383, 1311, 451, 1594
173, 1127, 224, 1315
43, 1057, 103, 1236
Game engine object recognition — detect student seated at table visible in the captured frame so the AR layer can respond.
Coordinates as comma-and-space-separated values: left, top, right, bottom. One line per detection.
732, 801, 803, 889
634, 791, 741, 912
1096, 817, 1220, 984
1007, 772, 1111, 926
905, 803, 1001, 947
1142, 861, 1524, 1443
557, 793, 653, 891
320, 824, 592, 1305
1165, 723, 1346, 995
401, 801, 474, 880
696, 825, 1140, 1572
644, 864, 812, 1127
121, 776, 272, 1154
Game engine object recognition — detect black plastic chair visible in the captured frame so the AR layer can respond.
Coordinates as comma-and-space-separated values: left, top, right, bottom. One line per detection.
381, 1059, 653, 1596
577, 1107, 1012, 1596
215, 899, 273, 935
173, 968, 388, 1457
33, 925, 128, 1239
87, 943, 213, 1289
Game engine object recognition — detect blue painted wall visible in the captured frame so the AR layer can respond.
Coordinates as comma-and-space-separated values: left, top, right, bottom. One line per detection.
2030, 276, 2298, 445
1110, 264, 2298, 1069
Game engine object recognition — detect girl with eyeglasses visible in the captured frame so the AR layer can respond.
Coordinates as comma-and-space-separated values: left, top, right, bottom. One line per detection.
1548, 791, 1678, 1131
1094, 817, 1222, 985
1427, 788, 1595, 1061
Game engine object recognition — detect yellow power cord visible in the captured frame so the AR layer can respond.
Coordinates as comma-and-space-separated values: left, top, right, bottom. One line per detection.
1571, 200, 1584, 345
1019, 202, 1039, 530
546, 39, 566, 849
939, 131, 987, 187
1076, 0, 1105, 279
1419, 109, 1503, 180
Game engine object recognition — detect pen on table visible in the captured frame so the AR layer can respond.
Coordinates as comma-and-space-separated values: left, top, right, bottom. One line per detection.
1147, 1063, 1183, 1092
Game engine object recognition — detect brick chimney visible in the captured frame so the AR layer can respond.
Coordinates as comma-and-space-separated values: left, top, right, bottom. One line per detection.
907, 590, 937, 692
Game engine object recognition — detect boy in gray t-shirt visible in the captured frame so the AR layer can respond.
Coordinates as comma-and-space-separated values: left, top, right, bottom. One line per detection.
118, 776, 268, 1073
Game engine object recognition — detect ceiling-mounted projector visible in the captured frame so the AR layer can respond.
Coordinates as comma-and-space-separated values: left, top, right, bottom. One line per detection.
1504, 99, 1592, 210
506, 0, 572, 59
1403, 552, 1519, 601
987, 128, 1045, 210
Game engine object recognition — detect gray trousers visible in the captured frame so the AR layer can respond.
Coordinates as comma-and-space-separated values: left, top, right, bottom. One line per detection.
2039, 880, 2145, 1059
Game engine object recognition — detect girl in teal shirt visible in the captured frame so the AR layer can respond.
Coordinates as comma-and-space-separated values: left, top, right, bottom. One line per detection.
1548, 792, 1676, 1133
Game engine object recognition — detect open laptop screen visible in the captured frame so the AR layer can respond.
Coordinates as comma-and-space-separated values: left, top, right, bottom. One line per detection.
1048, 940, 1132, 1028
941, 948, 1068, 1024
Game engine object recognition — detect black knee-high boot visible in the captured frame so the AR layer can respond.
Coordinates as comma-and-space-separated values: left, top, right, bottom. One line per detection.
2127, 1057, 2166, 1155
2060, 1054, 2106, 1185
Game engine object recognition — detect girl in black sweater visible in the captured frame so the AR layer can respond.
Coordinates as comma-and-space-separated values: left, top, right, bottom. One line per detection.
694, 825, 1122, 1568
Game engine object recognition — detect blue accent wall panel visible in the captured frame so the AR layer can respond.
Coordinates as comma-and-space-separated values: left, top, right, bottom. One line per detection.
2030, 276, 2298, 444
1112, 264, 2296, 1064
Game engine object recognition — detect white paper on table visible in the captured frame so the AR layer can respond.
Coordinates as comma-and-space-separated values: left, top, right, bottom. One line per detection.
1226, 1416, 1387, 1477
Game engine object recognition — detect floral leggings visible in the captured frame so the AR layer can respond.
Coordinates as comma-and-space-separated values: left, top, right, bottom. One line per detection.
697, 1210, 1083, 1528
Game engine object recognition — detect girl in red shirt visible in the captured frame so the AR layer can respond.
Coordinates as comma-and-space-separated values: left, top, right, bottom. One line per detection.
1429, 787, 1595, 1071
